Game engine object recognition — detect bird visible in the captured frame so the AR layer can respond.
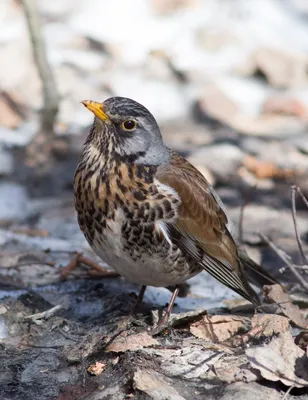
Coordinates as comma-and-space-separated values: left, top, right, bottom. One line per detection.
74, 96, 276, 329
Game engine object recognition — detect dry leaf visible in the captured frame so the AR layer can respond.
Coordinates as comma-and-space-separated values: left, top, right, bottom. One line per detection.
190, 315, 250, 342
251, 314, 290, 337
106, 331, 159, 353
264, 284, 308, 329
243, 155, 297, 180
87, 361, 106, 376
212, 354, 259, 383
134, 369, 185, 400
246, 332, 308, 387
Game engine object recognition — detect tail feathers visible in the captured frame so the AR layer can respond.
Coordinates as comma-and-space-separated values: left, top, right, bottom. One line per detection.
239, 251, 278, 288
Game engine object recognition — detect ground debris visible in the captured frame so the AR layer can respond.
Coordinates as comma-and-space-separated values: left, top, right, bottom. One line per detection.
134, 368, 186, 400
246, 331, 308, 387
264, 284, 308, 329
251, 314, 290, 336
190, 315, 250, 342
87, 361, 106, 376
106, 330, 159, 353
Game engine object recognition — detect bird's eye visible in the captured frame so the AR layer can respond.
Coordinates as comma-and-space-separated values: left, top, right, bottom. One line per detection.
121, 120, 137, 131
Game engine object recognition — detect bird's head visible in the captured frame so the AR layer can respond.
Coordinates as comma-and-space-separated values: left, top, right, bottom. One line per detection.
82, 97, 169, 165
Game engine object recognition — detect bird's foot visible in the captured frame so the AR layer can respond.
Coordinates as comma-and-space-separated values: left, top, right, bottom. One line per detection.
150, 310, 171, 335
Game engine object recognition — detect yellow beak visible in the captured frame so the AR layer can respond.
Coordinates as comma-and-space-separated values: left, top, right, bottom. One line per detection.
82, 100, 110, 121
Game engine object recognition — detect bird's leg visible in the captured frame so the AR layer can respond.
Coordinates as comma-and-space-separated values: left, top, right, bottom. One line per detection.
153, 285, 180, 333
132, 285, 147, 314
61, 252, 119, 280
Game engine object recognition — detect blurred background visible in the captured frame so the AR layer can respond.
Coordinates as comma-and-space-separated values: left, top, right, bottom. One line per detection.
1, 0, 308, 298
1, 3, 308, 397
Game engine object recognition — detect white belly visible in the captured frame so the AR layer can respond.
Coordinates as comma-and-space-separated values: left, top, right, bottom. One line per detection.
90, 211, 198, 287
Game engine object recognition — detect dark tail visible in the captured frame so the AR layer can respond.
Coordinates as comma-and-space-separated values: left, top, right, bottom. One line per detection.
239, 250, 278, 289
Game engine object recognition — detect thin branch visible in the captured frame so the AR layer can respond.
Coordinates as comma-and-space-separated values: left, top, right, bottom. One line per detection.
296, 186, 308, 209
22, 0, 59, 134
23, 304, 64, 322
291, 185, 308, 265
282, 385, 294, 400
259, 233, 308, 292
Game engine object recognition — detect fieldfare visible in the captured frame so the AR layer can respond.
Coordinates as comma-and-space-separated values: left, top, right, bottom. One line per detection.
74, 97, 275, 328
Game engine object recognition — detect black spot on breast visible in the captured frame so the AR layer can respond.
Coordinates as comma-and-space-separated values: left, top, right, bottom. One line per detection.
105, 180, 111, 196
128, 165, 133, 180
133, 190, 146, 201
104, 198, 109, 211
123, 206, 134, 219
137, 205, 145, 219
116, 178, 128, 194
156, 205, 163, 219
163, 199, 172, 212
85, 214, 92, 227
115, 193, 124, 205
149, 208, 156, 221
144, 224, 154, 235
136, 166, 143, 179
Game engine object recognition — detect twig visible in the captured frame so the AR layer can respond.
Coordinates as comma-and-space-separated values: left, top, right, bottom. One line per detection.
22, 0, 59, 133
291, 186, 308, 265
282, 385, 294, 400
61, 252, 119, 280
259, 233, 308, 292
296, 186, 308, 209
23, 304, 63, 322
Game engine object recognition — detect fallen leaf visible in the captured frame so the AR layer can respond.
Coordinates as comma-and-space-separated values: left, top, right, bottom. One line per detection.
190, 315, 250, 342
230, 314, 290, 347
87, 361, 106, 376
133, 368, 185, 400
243, 155, 297, 180
246, 331, 308, 387
251, 314, 290, 337
106, 331, 159, 353
143, 342, 218, 379
263, 284, 308, 329
212, 353, 259, 383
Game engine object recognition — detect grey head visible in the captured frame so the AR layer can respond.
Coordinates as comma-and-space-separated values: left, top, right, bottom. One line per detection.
82, 96, 170, 165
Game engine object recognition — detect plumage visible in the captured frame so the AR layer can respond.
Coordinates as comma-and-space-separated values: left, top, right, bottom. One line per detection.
74, 97, 276, 325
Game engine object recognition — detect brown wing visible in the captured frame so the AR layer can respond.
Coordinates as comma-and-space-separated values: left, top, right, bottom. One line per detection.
156, 151, 260, 304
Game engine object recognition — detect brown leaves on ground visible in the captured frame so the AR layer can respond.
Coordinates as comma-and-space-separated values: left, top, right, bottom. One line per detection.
190, 315, 250, 342
87, 361, 106, 376
106, 331, 159, 353
251, 314, 290, 337
246, 331, 308, 387
133, 369, 186, 400
243, 155, 298, 180
263, 284, 308, 329
189, 313, 291, 344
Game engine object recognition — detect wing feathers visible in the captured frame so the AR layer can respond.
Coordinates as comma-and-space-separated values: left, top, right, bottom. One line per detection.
157, 152, 260, 304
